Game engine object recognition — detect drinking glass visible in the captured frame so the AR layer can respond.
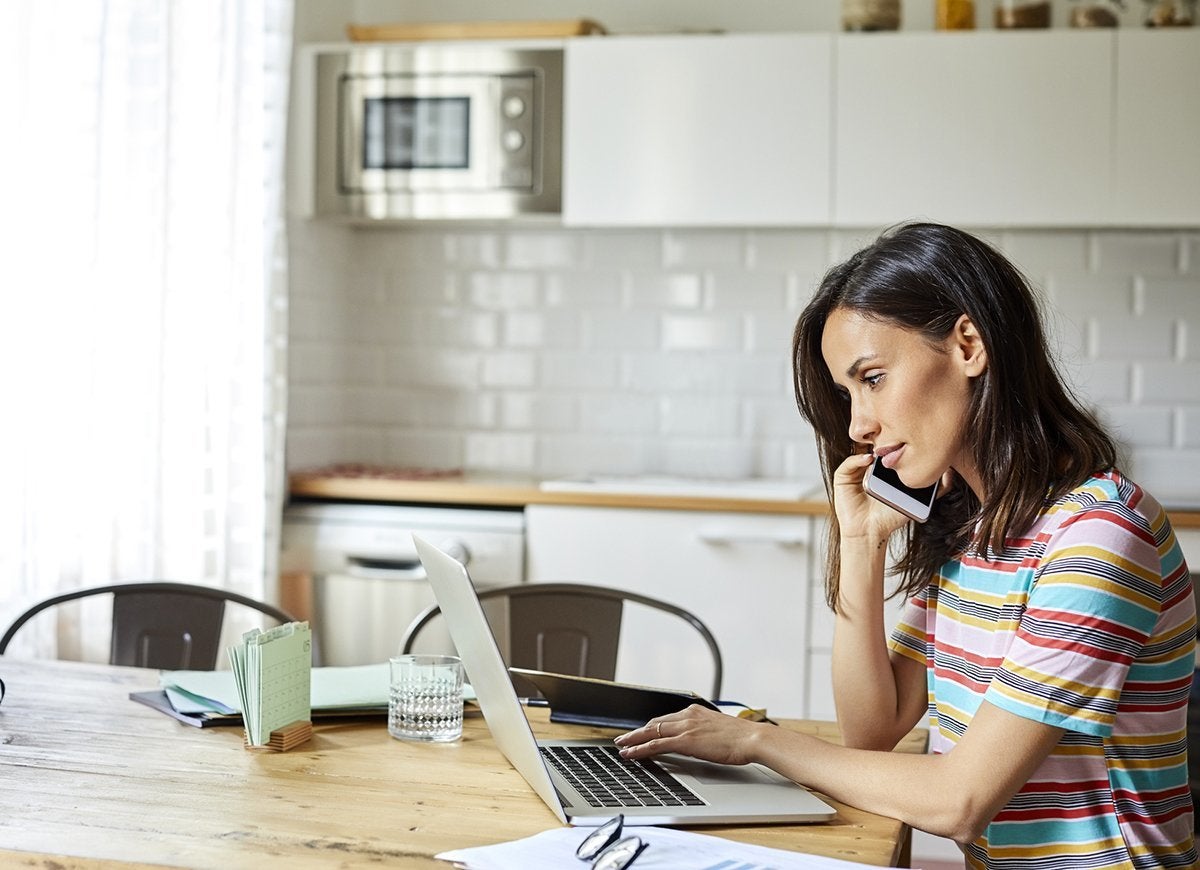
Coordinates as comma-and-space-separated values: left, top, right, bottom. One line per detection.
388, 654, 464, 742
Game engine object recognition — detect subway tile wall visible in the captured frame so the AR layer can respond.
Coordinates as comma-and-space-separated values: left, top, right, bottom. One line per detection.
287, 222, 1200, 504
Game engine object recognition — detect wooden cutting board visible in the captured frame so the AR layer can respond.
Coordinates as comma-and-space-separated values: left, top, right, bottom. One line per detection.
346, 19, 606, 41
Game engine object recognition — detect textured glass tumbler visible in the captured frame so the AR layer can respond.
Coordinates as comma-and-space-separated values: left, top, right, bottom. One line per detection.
388, 654, 464, 742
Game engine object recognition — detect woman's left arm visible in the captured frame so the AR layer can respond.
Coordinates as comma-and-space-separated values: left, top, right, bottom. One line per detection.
615, 699, 1063, 845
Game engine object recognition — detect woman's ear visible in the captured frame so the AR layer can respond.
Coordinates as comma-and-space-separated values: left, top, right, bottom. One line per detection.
954, 314, 988, 377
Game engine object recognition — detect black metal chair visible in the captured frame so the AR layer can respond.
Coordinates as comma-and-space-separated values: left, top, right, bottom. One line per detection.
0, 582, 300, 670
399, 582, 724, 699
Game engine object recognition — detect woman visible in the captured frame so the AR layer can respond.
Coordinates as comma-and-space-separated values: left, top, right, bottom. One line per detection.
615, 223, 1196, 868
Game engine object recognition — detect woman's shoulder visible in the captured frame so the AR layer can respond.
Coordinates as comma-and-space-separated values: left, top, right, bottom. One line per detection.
1042, 468, 1169, 537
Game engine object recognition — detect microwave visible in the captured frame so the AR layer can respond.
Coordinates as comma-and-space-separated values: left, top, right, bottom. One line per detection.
310, 45, 563, 221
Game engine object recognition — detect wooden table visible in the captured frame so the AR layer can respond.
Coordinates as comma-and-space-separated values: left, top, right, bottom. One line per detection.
0, 658, 926, 868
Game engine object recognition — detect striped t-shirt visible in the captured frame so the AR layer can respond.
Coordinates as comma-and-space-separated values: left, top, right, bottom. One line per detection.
890, 471, 1196, 869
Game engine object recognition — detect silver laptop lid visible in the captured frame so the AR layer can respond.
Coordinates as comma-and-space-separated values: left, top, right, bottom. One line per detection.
412, 534, 568, 823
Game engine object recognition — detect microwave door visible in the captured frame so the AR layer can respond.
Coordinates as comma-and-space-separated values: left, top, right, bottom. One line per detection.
341, 74, 497, 199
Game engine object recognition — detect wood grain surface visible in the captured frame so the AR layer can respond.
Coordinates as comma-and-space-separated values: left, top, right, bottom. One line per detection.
0, 657, 925, 868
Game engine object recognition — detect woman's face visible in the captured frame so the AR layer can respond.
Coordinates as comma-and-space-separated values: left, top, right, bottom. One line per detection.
820, 307, 986, 495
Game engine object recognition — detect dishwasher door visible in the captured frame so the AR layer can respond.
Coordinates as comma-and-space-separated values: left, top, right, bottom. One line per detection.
281, 503, 525, 666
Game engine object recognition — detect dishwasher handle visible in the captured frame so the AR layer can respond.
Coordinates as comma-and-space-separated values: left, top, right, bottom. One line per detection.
343, 556, 428, 581
343, 540, 471, 581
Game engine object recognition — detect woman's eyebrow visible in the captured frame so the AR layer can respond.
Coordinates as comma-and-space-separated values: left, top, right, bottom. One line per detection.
845, 355, 875, 379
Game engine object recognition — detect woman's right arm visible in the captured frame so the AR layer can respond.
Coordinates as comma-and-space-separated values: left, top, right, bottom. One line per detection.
832, 536, 927, 749
828, 453, 929, 750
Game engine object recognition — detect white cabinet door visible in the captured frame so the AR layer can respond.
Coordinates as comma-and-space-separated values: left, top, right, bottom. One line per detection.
562, 34, 832, 227
525, 505, 815, 717
1114, 31, 1200, 227
1172, 529, 1200, 623
834, 31, 1114, 227
804, 517, 911, 722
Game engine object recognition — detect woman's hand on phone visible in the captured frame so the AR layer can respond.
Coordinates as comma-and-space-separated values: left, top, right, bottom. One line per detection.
832, 452, 912, 542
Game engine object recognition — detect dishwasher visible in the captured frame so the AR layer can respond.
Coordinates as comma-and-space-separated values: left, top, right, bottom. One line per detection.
280, 502, 525, 666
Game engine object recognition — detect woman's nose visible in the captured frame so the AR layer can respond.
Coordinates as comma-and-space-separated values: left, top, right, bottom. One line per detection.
848, 403, 877, 446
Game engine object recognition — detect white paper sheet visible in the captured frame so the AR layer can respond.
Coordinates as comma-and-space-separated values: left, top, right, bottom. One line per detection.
437, 824, 922, 870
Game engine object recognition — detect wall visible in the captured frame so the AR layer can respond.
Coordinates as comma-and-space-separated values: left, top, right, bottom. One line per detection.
286, 222, 1200, 503
288, 2, 1200, 502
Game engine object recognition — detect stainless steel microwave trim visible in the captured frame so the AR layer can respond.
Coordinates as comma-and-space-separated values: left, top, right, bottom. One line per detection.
312, 45, 563, 222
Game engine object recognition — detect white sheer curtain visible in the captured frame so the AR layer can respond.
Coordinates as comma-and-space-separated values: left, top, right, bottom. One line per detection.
0, 0, 293, 659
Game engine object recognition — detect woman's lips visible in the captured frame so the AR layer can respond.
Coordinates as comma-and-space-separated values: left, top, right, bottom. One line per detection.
876, 445, 904, 469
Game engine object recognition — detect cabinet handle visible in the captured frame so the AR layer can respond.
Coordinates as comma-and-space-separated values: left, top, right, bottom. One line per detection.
696, 529, 807, 547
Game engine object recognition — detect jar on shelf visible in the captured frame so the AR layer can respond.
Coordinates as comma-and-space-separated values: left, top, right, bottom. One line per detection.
1069, 0, 1124, 26
936, 0, 977, 29
842, 0, 901, 30
1143, 0, 1196, 24
994, 0, 1053, 26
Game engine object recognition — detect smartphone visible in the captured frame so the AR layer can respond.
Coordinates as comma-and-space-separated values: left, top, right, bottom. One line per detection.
862, 456, 938, 523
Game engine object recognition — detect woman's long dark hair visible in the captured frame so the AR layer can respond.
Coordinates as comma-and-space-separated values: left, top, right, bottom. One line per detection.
794, 223, 1117, 610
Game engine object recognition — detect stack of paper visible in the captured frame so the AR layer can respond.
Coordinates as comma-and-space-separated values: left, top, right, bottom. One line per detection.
437, 824, 906, 869
160, 663, 392, 716
228, 622, 312, 746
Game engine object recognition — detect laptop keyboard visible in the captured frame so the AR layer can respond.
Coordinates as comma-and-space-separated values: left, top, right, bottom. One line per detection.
541, 745, 706, 808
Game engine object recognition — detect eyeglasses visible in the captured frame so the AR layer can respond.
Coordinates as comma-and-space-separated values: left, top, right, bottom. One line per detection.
575, 815, 649, 870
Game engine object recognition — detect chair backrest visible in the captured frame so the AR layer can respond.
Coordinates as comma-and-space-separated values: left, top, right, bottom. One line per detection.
399, 582, 723, 699
0, 582, 298, 670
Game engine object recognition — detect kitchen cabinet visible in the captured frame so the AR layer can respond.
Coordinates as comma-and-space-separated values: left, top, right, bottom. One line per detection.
1114, 31, 1200, 227
834, 31, 1114, 227
1173, 529, 1200, 621
562, 34, 833, 227
804, 517, 910, 721
525, 504, 817, 717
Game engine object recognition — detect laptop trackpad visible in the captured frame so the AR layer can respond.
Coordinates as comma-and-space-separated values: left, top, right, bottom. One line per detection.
658, 757, 777, 786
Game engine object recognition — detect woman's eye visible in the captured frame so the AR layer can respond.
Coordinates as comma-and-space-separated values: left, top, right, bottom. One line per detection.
863, 373, 884, 388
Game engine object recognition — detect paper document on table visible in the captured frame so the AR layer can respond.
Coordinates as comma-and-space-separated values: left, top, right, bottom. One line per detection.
228, 621, 312, 746
162, 663, 390, 712
436, 825, 915, 870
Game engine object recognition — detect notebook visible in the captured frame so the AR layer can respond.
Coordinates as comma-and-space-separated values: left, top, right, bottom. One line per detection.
413, 535, 837, 827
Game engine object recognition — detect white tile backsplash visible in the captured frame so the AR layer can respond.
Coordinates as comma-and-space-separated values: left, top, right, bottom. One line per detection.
1142, 277, 1200, 320
582, 311, 660, 352
1045, 274, 1135, 319
660, 313, 744, 352
287, 224, 1200, 501
1139, 362, 1200, 404
660, 396, 742, 438
1000, 230, 1091, 278
663, 229, 748, 268
1090, 315, 1180, 361
1094, 232, 1188, 276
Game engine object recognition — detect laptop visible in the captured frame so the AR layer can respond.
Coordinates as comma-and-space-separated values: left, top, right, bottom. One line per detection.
412, 535, 837, 827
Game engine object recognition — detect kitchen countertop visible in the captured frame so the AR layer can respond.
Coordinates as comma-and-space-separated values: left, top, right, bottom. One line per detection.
288, 470, 1200, 527
289, 472, 832, 516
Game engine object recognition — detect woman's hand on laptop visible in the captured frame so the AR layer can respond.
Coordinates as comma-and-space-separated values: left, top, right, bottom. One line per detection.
614, 705, 769, 766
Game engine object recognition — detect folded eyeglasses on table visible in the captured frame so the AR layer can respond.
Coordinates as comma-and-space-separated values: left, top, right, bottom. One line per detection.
576, 815, 649, 870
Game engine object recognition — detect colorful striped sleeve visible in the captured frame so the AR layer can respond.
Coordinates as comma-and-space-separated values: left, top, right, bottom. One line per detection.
985, 502, 1167, 737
